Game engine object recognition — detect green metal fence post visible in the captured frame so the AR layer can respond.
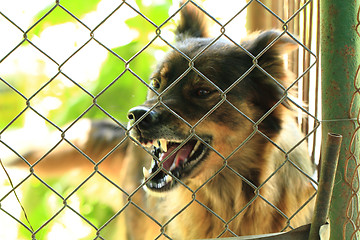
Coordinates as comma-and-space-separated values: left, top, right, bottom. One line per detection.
320, 0, 360, 239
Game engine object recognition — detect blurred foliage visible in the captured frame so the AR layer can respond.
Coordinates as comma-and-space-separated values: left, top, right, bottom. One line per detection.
30, 0, 100, 36
0, 0, 173, 239
0, 0, 174, 129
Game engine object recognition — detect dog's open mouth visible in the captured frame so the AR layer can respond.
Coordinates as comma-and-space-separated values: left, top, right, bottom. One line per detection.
142, 138, 211, 192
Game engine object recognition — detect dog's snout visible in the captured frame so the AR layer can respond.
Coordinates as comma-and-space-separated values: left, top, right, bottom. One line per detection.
127, 106, 159, 128
127, 106, 149, 122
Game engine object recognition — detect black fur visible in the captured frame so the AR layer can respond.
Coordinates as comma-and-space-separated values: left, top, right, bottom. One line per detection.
175, 2, 208, 41
126, 4, 314, 238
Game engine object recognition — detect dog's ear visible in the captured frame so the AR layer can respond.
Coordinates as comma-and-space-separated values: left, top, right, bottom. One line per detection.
175, 2, 209, 42
243, 30, 298, 86
243, 31, 298, 110
245, 30, 298, 60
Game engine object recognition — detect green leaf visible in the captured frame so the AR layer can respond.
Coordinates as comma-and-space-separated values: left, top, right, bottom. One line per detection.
0, 89, 26, 129
88, 42, 152, 123
29, 0, 100, 36
135, 0, 173, 26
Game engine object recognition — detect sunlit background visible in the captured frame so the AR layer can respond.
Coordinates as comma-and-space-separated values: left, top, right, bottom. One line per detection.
0, 0, 250, 239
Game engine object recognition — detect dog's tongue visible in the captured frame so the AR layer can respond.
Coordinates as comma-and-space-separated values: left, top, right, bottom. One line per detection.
160, 142, 194, 171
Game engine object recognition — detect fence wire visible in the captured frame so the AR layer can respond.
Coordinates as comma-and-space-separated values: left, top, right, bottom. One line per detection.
0, 0, 340, 239
344, 4, 360, 239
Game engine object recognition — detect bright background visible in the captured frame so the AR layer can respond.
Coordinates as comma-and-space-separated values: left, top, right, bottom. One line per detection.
0, 0, 248, 239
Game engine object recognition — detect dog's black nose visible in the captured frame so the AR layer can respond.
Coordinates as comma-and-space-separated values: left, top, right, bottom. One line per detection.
127, 106, 159, 128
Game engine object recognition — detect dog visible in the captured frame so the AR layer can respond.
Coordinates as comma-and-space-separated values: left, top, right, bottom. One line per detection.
6, 3, 316, 239
126, 2, 316, 239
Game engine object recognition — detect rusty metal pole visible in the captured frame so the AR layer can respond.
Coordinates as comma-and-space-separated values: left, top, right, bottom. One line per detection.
320, 0, 360, 239
309, 133, 342, 240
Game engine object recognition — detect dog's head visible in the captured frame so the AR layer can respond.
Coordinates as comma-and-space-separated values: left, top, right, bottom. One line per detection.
127, 3, 298, 193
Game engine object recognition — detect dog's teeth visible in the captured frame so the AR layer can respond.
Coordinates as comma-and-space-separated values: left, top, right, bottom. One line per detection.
151, 159, 156, 169
153, 140, 159, 149
189, 141, 201, 158
159, 139, 168, 152
143, 167, 150, 179
194, 140, 201, 151
165, 175, 172, 184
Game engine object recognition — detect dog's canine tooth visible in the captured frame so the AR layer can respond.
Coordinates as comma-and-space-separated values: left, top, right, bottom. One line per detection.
189, 140, 201, 158
153, 140, 159, 149
165, 175, 172, 184
151, 159, 156, 169
159, 139, 168, 152
143, 167, 150, 179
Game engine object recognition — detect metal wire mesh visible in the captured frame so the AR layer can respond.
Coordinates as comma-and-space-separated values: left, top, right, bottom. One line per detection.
344, 4, 360, 239
0, 0, 325, 239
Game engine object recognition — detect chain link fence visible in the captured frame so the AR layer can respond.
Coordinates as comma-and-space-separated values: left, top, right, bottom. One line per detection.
0, 0, 358, 239
343, 4, 360, 239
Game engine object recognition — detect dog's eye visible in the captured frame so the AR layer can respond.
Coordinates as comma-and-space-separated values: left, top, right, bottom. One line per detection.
195, 89, 212, 97
150, 79, 160, 90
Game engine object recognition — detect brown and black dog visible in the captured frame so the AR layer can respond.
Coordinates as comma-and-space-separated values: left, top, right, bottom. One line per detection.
126, 2, 316, 239
7, 2, 316, 240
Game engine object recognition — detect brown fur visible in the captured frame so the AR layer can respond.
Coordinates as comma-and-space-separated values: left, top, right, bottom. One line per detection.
7, 3, 316, 240
126, 3, 315, 239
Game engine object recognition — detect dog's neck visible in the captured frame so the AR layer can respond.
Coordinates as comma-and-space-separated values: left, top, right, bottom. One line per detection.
149, 118, 315, 238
